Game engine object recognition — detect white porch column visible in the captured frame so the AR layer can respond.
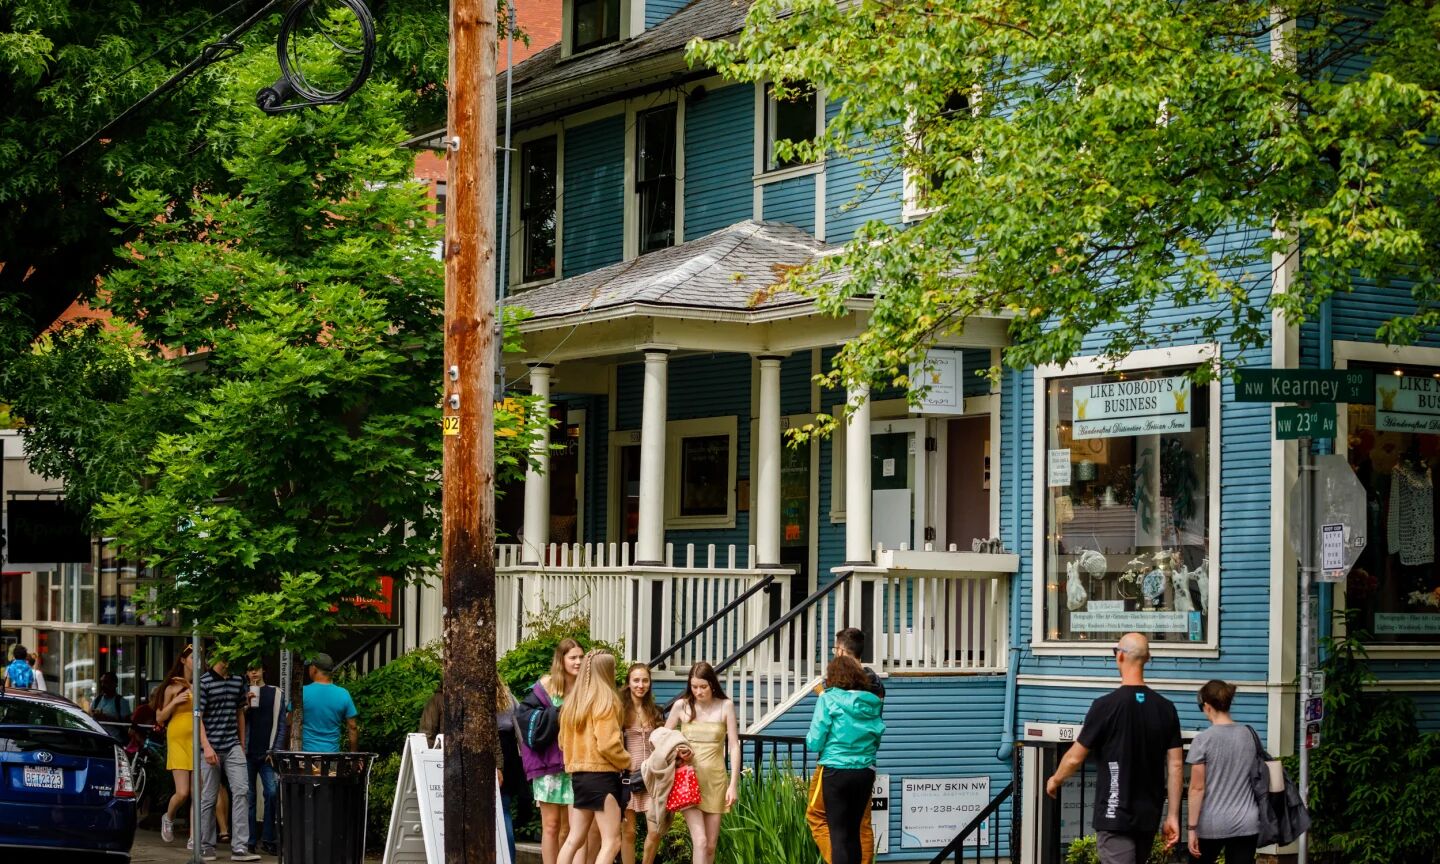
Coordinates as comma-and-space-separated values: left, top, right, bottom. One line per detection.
521, 363, 554, 564
844, 382, 873, 564
755, 355, 785, 567
636, 349, 670, 565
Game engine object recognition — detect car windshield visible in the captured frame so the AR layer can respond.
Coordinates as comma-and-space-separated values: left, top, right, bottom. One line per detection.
0, 697, 98, 732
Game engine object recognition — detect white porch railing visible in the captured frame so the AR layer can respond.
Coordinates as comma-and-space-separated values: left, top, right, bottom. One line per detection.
495, 541, 789, 663
725, 555, 1015, 732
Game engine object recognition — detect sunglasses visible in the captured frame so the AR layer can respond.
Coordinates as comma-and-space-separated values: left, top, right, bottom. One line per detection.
1111, 646, 1127, 658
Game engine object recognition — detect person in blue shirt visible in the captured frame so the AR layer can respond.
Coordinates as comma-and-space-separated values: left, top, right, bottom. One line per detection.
4, 645, 35, 689
300, 654, 358, 752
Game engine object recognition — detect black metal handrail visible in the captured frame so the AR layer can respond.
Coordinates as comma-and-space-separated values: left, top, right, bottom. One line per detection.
738, 732, 808, 776
927, 781, 1013, 864
648, 573, 778, 670
714, 568, 855, 676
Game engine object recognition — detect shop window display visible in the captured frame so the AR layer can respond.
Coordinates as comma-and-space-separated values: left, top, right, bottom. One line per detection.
1044, 369, 1212, 643
1346, 363, 1440, 642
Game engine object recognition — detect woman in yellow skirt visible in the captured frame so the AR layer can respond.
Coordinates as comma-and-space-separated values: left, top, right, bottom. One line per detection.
664, 662, 741, 864
155, 645, 195, 844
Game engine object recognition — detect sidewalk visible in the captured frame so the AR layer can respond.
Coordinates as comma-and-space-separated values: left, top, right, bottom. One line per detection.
130, 829, 279, 863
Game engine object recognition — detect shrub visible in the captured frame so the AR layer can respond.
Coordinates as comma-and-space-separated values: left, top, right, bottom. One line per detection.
498, 601, 627, 699
1304, 615, 1440, 864
1065, 833, 1171, 864
339, 642, 443, 755
714, 765, 821, 864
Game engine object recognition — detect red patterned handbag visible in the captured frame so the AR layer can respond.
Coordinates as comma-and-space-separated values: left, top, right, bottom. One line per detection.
666, 764, 701, 812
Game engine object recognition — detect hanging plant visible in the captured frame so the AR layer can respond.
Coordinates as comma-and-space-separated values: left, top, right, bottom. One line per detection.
1160, 438, 1199, 531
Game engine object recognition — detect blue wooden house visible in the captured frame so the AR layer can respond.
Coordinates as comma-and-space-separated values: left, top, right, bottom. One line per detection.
412, 2, 1440, 858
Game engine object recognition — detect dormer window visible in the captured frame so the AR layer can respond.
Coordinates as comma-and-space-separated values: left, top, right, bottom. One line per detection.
763, 82, 819, 172
573, 0, 622, 52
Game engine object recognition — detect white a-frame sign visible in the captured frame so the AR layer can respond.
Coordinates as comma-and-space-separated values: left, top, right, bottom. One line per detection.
382, 733, 512, 864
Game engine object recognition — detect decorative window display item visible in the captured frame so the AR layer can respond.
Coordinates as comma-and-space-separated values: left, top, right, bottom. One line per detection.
1044, 364, 1211, 643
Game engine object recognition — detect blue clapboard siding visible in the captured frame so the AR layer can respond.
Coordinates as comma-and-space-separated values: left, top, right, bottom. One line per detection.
764, 676, 1013, 861
1009, 223, 1276, 682
644, 0, 689, 28
825, 101, 905, 244
782, 351, 812, 415
964, 348, 995, 398
684, 84, 754, 241
762, 173, 817, 234
562, 115, 625, 276
1015, 684, 1268, 739
1414, 691, 1440, 733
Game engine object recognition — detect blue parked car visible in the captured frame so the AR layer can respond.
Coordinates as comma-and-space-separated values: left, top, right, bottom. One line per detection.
0, 685, 137, 861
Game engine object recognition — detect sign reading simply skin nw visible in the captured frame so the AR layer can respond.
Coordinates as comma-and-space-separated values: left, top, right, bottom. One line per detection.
1071, 376, 1192, 440
1375, 373, 1440, 435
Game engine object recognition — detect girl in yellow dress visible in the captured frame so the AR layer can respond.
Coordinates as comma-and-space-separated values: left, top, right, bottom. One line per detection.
664, 662, 741, 864
155, 645, 194, 844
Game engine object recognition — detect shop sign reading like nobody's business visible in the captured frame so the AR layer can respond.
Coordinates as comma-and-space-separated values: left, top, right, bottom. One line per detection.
1375, 373, 1440, 435
1072, 376, 1192, 440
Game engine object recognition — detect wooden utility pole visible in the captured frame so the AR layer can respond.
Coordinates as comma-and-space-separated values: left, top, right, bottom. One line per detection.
442, 0, 499, 859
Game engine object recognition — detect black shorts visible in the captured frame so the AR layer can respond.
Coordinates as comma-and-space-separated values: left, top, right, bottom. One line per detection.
571, 771, 628, 812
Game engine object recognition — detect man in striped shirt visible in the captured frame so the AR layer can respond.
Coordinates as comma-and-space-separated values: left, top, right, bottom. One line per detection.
199, 652, 261, 861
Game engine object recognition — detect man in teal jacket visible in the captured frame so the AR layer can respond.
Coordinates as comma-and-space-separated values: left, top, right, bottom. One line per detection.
807, 654, 886, 864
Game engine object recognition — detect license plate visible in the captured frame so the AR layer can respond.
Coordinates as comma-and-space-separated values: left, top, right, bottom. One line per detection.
22, 765, 63, 789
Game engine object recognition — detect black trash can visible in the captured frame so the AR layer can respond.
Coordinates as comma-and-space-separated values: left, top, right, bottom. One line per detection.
273, 751, 377, 864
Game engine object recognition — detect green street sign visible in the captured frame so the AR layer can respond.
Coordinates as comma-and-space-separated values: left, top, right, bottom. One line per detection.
1235, 368, 1375, 403
1275, 404, 1338, 440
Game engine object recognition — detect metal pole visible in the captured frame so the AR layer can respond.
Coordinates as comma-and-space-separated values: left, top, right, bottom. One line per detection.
190, 629, 203, 864
1297, 436, 1313, 864
442, 0, 500, 858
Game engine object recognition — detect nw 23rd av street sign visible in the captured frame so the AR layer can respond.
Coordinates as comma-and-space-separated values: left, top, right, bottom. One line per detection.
1234, 368, 1376, 404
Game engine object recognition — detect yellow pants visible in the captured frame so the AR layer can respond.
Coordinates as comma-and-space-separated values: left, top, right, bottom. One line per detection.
806, 766, 875, 864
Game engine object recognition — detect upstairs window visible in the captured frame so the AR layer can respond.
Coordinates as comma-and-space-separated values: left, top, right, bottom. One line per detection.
764, 82, 818, 171
572, 0, 621, 53
520, 136, 558, 282
636, 104, 677, 254
927, 91, 971, 195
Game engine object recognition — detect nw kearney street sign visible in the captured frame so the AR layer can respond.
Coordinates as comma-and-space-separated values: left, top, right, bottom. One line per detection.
1275, 404, 1337, 440
1235, 368, 1376, 404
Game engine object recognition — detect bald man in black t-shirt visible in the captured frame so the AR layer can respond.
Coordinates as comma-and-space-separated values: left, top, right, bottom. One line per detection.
1045, 633, 1183, 864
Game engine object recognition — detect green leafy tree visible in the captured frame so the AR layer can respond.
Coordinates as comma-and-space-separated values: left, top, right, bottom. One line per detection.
691, 2, 1440, 390
4, 29, 544, 664
0, 0, 447, 339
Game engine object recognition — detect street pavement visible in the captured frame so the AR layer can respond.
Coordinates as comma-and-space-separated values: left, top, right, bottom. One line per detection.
130, 829, 279, 863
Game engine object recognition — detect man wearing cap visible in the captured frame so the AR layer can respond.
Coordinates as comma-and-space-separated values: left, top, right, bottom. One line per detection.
300, 653, 358, 753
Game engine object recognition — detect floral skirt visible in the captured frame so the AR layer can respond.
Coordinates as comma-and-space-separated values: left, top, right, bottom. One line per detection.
532, 771, 574, 806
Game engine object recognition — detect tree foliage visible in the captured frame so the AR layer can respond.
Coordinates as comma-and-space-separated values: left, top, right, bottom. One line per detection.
691, 2, 1440, 391
3, 25, 543, 663
0, 0, 447, 338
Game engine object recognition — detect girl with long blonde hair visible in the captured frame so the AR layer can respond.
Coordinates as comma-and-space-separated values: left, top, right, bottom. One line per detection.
556, 651, 630, 864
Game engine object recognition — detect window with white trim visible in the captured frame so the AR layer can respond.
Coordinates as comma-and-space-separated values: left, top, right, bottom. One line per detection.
572, 0, 621, 52
1345, 361, 1440, 644
763, 82, 819, 172
519, 135, 558, 282
1042, 367, 1213, 644
635, 104, 678, 254
904, 90, 975, 220
666, 417, 739, 528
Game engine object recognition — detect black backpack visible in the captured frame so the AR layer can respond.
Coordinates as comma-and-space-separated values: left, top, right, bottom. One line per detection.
517, 684, 560, 751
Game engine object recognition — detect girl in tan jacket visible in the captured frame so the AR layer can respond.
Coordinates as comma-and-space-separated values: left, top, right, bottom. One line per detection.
556, 651, 630, 864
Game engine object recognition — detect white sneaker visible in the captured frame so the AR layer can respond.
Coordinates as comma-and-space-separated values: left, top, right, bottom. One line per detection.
160, 814, 174, 842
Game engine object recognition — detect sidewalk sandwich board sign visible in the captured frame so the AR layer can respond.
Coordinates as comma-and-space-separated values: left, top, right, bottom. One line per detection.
382, 733, 511, 864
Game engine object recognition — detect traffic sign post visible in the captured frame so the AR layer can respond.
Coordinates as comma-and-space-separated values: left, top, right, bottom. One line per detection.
1237, 367, 1374, 864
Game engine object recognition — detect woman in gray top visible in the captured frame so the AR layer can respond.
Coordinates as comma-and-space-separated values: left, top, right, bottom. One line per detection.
1186, 680, 1261, 864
